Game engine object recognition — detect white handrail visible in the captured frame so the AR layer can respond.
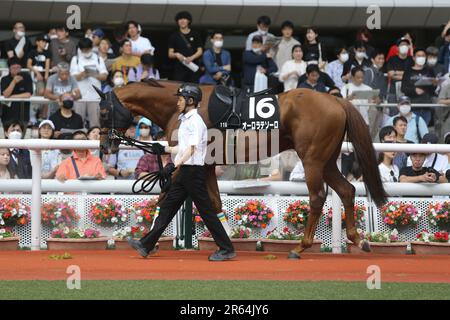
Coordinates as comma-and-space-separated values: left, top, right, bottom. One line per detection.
0, 96, 100, 104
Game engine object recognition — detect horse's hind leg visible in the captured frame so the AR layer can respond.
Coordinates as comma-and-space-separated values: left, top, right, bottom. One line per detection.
323, 157, 370, 252
289, 162, 326, 259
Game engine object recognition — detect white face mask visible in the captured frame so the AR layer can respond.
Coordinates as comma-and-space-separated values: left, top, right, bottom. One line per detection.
427, 57, 438, 66
339, 53, 349, 63
8, 131, 22, 140
113, 77, 124, 87
213, 40, 223, 49
355, 51, 366, 59
139, 128, 150, 137
50, 34, 58, 40
252, 47, 262, 54
259, 29, 268, 35
82, 51, 93, 59
16, 31, 25, 38
399, 104, 411, 115
415, 56, 426, 66
399, 45, 409, 55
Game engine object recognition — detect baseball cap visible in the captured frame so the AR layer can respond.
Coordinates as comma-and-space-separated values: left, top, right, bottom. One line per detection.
38, 120, 55, 130
420, 133, 438, 144
396, 37, 411, 46
92, 28, 105, 38
397, 95, 411, 105
35, 34, 48, 42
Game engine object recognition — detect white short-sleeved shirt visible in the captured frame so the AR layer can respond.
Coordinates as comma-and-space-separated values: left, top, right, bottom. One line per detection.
175, 109, 207, 166
130, 36, 155, 56
70, 52, 108, 100
378, 163, 399, 182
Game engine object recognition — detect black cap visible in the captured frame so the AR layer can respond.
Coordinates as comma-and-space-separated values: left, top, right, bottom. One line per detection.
35, 34, 48, 42
175, 83, 202, 103
420, 133, 438, 144
397, 37, 411, 46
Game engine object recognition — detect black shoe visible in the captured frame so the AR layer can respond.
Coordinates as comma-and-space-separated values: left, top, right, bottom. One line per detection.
127, 238, 159, 258
208, 249, 236, 261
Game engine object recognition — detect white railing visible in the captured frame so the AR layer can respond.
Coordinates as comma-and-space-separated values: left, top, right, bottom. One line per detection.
1, 139, 450, 252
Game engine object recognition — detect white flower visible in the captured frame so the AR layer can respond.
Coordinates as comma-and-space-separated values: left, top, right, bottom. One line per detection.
111, 217, 118, 223
137, 216, 143, 223
77, 230, 84, 238
63, 227, 70, 234
0, 229, 5, 234
125, 227, 131, 233
108, 239, 115, 246
0, 220, 4, 226
121, 217, 127, 222
140, 226, 145, 231
0, 235, 3, 240
11, 209, 17, 217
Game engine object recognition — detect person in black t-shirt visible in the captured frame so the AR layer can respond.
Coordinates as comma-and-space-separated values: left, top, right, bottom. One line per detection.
49, 94, 84, 137
401, 48, 437, 125
27, 35, 51, 96
0, 58, 33, 125
342, 40, 371, 76
399, 152, 446, 183
386, 38, 414, 102
5, 22, 33, 67
168, 11, 203, 82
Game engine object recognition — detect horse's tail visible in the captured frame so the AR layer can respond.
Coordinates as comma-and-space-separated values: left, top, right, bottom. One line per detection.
340, 99, 387, 207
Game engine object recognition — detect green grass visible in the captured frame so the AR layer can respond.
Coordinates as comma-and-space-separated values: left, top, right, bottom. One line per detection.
1, 280, 450, 300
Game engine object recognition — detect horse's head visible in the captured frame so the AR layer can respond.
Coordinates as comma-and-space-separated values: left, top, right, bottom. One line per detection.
92, 85, 133, 154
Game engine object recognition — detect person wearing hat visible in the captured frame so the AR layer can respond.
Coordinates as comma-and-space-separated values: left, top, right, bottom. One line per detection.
126, 20, 155, 57
386, 37, 414, 102
168, 11, 203, 82
242, 35, 278, 93
386, 96, 428, 144
0, 57, 33, 126
127, 53, 160, 82
91, 28, 105, 54
405, 133, 449, 176
386, 33, 414, 61
401, 47, 437, 125
27, 34, 51, 96
38, 120, 62, 179
128, 83, 236, 261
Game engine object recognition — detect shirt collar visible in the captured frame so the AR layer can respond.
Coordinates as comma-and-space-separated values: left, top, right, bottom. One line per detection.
73, 149, 92, 160
178, 108, 198, 121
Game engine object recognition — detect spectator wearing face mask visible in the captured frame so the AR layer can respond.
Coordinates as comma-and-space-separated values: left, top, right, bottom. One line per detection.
49, 94, 84, 137
5, 22, 32, 67
111, 39, 140, 83
128, 54, 160, 83
386, 96, 428, 144
272, 21, 301, 71
386, 37, 414, 102
401, 48, 437, 125
279, 45, 306, 92
103, 70, 125, 93
342, 40, 371, 77
45, 62, 81, 118
200, 32, 231, 85
126, 21, 155, 57
326, 46, 349, 89
0, 148, 16, 180
1, 57, 33, 125
49, 25, 77, 69
70, 37, 108, 128
3, 121, 32, 179
386, 32, 414, 61
348, 27, 375, 62
242, 35, 277, 93
298, 64, 327, 93
245, 16, 274, 51
426, 46, 447, 76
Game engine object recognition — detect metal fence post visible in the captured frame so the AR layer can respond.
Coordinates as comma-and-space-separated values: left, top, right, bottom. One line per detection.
332, 153, 343, 254
184, 197, 193, 249
30, 150, 42, 251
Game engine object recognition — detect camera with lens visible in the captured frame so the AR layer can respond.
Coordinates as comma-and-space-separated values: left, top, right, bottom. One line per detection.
425, 167, 440, 182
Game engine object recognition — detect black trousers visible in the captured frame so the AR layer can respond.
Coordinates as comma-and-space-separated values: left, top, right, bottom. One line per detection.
140, 165, 234, 252
172, 65, 200, 83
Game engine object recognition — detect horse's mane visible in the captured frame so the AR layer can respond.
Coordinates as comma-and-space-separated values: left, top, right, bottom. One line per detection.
141, 78, 166, 88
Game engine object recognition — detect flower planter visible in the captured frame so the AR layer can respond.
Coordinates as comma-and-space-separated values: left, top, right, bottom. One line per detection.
46, 237, 109, 250
367, 242, 408, 254
410, 241, 450, 255
197, 237, 258, 251
261, 239, 322, 253
113, 236, 175, 250
0, 236, 20, 250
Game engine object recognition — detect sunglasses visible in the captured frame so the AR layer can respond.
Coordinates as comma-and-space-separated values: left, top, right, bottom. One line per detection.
390, 170, 398, 182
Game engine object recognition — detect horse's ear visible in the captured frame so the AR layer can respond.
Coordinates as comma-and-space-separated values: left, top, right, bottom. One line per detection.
92, 85, 106, 100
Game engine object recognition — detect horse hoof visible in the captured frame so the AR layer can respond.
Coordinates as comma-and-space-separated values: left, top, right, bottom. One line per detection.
287, 251, 301, 260
361, 240, 371, 252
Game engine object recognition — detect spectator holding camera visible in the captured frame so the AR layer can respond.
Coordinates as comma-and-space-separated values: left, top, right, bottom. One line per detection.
49, 25, 77, 69
49, 94, 84, 137
0, 58, 33, 125
200, 32, 231, 85
399, 152, 446, 183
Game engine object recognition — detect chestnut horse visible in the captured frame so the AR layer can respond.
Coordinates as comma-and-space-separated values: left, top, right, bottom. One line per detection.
96, 80, 386, 259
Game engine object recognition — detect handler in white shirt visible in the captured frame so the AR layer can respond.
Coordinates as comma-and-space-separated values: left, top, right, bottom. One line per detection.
129, 83, 235, 262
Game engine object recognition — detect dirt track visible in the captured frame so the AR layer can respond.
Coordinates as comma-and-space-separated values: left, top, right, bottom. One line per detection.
1, 250, 450, 283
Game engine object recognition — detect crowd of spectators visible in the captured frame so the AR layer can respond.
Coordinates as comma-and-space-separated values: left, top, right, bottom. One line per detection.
1, 13, 450, 184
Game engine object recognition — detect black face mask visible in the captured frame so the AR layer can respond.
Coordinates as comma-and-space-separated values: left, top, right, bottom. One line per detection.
62, 100, 74, 109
